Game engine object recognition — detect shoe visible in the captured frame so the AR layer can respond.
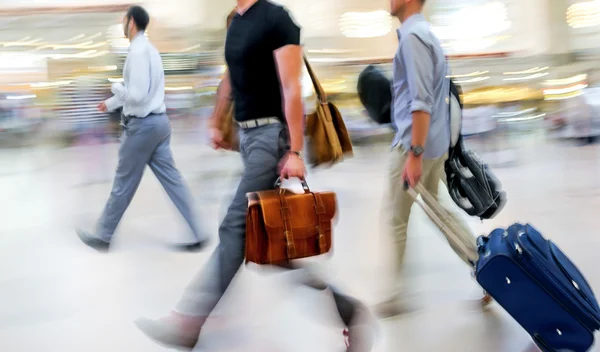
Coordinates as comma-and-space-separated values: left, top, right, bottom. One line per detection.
76, 229, 110, 252
135, 313, 206, 350
344, 305, 378, 352
172, 239, 210, 252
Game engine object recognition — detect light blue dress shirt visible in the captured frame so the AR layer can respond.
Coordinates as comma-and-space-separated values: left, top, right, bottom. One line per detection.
391, 13, 450, 160
105, 33, 166, 118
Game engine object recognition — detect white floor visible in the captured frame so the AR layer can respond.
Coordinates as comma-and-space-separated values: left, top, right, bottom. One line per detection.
1, 137, 600, 351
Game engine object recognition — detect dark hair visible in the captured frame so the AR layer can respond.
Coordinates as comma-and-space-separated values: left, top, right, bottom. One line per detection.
126, 5, 150, 31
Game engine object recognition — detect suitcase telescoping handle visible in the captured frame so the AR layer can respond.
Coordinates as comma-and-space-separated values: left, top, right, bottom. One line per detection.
403, 181, 479, 265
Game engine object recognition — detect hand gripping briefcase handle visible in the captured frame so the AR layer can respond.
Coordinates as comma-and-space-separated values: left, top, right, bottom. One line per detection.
403, 181, 479, 266
275, 177, 328, 258
274, 177, 310, 193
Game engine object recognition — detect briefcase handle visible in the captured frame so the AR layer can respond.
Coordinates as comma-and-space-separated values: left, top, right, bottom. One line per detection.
274, 177, 310, 194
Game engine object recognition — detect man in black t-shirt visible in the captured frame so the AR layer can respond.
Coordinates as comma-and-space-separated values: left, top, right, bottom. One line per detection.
136, 1, 375, 351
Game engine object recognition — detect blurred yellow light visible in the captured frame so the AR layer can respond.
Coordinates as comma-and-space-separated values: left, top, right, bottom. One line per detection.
503, 67, 549, 75
544, 74, 587, 86
503, 72, 549, 81
544, 91, 585, 100
30, 81, 71, 88
567, 1, 600, 28
447, 71, 489, 78
543, 83, 588, 95
165, 86, 193, 91
87, 65, 118, 72
454, 76, 490, 84
462, 86, 543, 104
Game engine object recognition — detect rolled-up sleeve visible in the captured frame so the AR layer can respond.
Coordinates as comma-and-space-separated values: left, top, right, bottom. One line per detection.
400, 33, 434, 114
113, 50, 150, 106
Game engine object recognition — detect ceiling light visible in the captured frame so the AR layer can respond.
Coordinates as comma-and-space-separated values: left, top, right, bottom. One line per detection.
543, 83, 588, 95
448, 70, 489, 79
165, 86, 193, 91
503, 67, 549, 75
567, 0, 600, 28
498, 113, 546, 123
454, 76, 490, 84
7, 94, 36, 100
494, 108, 538, 117
544, 74, 587, 86
503, 72, 549, 81
544, 91, 584, 100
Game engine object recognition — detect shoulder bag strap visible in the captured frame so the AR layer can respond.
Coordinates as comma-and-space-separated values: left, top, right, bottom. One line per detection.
303, 54, 327, 104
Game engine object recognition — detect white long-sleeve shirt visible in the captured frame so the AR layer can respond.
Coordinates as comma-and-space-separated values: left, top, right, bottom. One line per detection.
105, 32, 166, 118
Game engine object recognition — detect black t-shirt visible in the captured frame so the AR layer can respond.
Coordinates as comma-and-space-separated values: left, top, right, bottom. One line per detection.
225, 0, 301, 122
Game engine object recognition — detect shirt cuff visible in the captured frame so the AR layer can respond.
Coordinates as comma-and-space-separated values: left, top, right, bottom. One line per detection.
111, 83, 126, 99
410, 100, 432, 115
105, 96, 122, 113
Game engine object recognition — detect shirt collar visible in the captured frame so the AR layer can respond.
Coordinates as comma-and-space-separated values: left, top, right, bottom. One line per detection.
128, 32, 146, 51
396, 13, 426, 40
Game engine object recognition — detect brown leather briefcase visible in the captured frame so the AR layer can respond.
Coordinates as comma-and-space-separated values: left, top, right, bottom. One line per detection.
245, 179, 337, 265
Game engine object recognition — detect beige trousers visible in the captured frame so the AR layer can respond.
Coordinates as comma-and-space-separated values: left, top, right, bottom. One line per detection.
385, 146, 478, 296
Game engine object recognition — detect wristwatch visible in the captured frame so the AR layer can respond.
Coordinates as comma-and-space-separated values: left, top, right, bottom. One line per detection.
290, 150, 305, 160
410, 145, 425, 157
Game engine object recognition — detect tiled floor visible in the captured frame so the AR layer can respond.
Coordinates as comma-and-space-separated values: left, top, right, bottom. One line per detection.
1, 136, 600, 351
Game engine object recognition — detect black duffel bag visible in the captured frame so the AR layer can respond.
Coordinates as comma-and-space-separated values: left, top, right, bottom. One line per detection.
357, 65, 392, 124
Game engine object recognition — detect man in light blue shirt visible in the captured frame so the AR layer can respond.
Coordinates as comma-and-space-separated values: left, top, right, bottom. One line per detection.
378, 0, 489, 317
76, 6, 208, 252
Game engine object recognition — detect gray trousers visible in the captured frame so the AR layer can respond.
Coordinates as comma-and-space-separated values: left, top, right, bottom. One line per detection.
96, 113, 202, 243
175, 123, 358, 327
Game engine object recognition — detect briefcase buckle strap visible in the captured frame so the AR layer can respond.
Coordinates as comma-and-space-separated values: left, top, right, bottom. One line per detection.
318, 232, 326, 252
285, 231, 297, 258
279, 193, 296, 259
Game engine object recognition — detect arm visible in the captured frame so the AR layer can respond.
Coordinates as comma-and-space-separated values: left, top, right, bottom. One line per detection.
208, 70, 233, 129
112, 50, 150, 106
401, 34, 435, 155
104, 95, 124, 112
271, 7, 303, 153
274, 45, 303, 152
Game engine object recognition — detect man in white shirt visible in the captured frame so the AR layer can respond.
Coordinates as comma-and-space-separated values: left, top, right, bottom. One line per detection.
76, 6, 208, 252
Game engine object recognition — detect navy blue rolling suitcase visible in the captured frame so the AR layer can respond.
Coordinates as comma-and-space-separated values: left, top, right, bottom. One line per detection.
476, 224, 600, 352
405, 184, 600, 352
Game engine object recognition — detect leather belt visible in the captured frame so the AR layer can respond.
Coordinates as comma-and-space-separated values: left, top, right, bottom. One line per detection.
121, 112, 160, 129
238, 117, 280, 129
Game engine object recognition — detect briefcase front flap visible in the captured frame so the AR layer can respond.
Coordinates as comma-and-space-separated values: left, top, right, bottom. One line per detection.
253, 189, 336, 240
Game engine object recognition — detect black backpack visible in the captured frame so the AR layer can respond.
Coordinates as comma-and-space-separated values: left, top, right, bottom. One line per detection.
445, 79, 507, 220
357, 65, 392, 125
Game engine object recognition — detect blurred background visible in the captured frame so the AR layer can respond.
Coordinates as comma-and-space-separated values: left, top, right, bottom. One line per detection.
1, 0, 600, 152
2, 1, 600, 351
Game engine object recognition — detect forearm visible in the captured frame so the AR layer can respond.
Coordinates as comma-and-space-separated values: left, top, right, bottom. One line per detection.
208, 74, 232, 128
105, 95, 124, 112
283, 88, 304, 151
411, 110, 430, 149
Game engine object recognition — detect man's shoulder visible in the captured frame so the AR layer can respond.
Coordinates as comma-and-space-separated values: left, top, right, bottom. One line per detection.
130, 39, 158, 57
402, 21, 434, 42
